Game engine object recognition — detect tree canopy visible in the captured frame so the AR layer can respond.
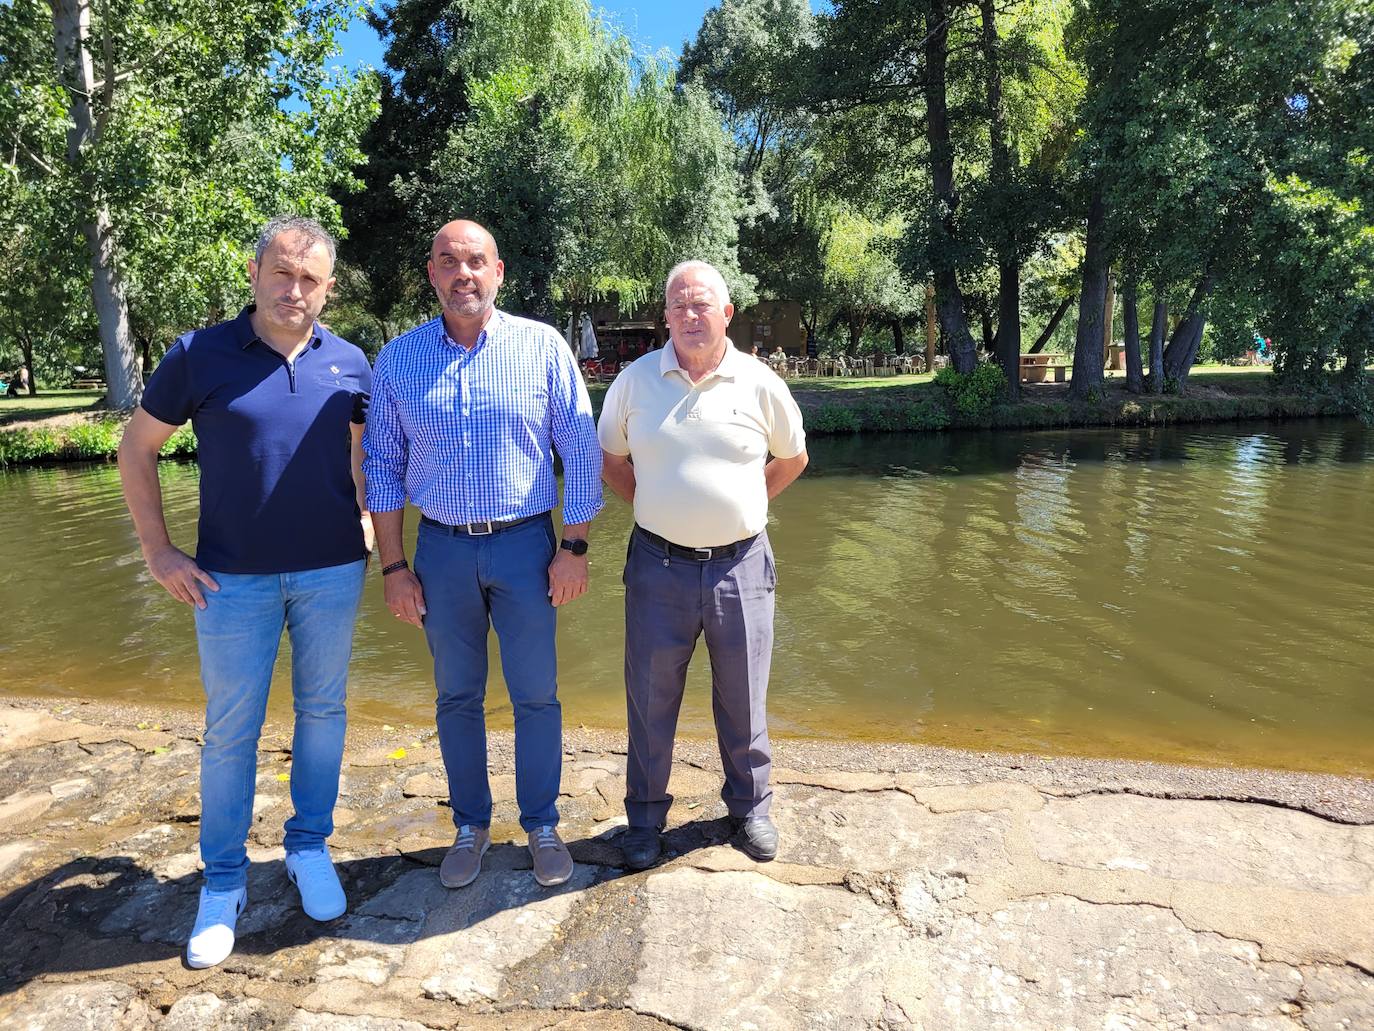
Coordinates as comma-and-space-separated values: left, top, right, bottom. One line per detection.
3, 0, 1371, 404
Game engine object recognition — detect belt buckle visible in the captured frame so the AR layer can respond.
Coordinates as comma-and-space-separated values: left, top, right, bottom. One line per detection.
466, 521, 494, 536
693, 546, 713, 560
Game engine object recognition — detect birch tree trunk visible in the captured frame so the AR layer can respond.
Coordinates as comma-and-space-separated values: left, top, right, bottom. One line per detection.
52, 0, 141, 409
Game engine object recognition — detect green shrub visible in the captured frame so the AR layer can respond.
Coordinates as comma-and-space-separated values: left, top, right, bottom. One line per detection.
62, 421, 122, 459
809, 402, 862, 433
935, 363, 1009, 421
0, 417, 197, 466
160, 425, 198, 457
895, 399, 951, 431
0, 428, 57, 465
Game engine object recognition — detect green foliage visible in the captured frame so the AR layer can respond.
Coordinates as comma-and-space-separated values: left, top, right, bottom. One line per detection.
0, 0, 378, 383
0, 427, 59, 465
0, 419, 196, 465
368, 0, 751, 324
808, 402, 862, 433
935, 363, 1011, 421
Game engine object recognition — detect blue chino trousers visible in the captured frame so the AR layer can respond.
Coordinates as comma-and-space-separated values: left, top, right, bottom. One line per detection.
414, 514, 563, 831
193, 559, 365, 891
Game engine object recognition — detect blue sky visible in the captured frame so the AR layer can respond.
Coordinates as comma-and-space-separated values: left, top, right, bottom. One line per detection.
336, 2, 825, 71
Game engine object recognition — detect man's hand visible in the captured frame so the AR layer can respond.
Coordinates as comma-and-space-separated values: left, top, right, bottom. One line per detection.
385, 567, 427, 627
361, 512, 376, 554
144, 543, 220, 609
548, 549, 589, 607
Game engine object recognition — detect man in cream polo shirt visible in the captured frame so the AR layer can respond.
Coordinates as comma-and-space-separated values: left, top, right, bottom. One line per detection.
599, 260, 808, 869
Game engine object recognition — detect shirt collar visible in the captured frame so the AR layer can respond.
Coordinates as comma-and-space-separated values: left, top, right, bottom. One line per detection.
438, 307, 507, 351
235, 305, 323, 351
661, 337, 740, 383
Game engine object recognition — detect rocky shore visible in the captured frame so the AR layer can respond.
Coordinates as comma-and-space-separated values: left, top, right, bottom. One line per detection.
1, 698, 1371, 1030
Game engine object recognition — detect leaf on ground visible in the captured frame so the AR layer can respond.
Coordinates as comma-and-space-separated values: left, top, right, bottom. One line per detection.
388, 747, 407, 760
276, 772, 290, 782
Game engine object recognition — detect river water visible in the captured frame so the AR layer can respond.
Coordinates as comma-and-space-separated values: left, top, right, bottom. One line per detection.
2, 420, 1371, 775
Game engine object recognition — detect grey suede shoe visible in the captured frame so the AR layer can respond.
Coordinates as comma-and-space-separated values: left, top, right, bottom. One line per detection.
527, 826, 574, 886
440, 825, 490, 888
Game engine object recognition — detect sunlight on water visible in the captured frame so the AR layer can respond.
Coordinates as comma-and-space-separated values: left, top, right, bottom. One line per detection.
2, 420, 1371, 775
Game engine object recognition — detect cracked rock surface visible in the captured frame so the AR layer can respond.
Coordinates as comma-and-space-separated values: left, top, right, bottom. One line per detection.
1, 700, 1371, 1030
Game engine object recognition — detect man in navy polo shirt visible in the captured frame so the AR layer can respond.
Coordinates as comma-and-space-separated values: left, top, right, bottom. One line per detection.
117, 215, 372, 969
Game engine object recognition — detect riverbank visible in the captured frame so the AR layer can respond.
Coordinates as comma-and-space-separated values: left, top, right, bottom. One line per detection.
1, 697, 1371, 1029
0, 369, 1362, 467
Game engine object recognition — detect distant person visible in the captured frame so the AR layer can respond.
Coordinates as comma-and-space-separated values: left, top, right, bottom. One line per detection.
6, 366, 30, 396
117, 215, 372, 969
599, 260, 808, 869
364, 219, 602, 893
770, 346, 787, 371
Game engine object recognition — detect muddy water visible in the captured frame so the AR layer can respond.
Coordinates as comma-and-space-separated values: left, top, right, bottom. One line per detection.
2, 420, 1371, 775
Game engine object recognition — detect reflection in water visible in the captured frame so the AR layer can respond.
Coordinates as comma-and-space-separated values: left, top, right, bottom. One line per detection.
1, 420, 1372, 775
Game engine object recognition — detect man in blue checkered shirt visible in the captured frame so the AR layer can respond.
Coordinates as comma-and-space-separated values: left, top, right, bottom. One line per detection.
363, 219, 603, 890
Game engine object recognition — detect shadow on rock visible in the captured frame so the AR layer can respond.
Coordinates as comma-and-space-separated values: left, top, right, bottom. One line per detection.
0, 838, 616, 993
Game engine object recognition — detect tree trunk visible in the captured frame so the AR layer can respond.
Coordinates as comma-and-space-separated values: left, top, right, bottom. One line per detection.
53, 0, 141, 410
980, 0, 1019, 400
925, 283, 937, 370
924, 0, 978, 373
1102, 273, 1116, 368
1070, 188, 1110, 400
1122, 278, 1144, 393
1028, 295, 1074, 354
19, 338, 37, 395
889, 318, 905, 355
1146, 298, 1166, 393
847, 313, 862, 354
1161, 274, 1216, 387
980, 309, 994, 352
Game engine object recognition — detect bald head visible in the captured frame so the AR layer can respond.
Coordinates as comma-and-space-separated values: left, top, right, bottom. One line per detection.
431, 219, 500, 262
428, 219, 505, 338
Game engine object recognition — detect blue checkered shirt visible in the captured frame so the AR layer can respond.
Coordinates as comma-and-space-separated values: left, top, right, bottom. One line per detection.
363, 310, 603, 526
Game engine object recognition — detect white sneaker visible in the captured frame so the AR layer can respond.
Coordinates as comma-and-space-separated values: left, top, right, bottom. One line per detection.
186, 885, 247, 969
285, 846, 347, 921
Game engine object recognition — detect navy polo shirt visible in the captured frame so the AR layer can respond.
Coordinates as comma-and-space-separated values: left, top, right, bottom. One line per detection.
141, 306, 373, 574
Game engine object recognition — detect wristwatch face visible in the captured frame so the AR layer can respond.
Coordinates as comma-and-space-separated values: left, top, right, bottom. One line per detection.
561, 538, 589, 556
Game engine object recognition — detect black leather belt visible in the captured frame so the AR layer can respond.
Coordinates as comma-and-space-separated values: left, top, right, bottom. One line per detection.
421, 512, 546, 536
634, 525, 757, 561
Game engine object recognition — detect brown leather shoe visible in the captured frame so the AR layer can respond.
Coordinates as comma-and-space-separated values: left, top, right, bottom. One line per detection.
440, 825, 490, 888
527, 826, 573, 886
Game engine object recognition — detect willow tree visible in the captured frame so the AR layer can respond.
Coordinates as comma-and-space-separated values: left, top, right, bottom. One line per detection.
391, 0, 752, 324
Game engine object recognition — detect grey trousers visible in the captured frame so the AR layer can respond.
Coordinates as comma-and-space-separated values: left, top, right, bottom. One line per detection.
623, 526, 776, 828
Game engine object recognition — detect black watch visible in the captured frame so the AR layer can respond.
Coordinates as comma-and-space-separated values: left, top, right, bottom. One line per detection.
560, 538, 589, 556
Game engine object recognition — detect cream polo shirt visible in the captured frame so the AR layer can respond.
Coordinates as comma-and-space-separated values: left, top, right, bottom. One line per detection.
598, 339, 806, 548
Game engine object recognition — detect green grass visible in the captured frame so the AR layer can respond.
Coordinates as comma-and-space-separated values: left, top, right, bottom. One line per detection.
0, 389, 108, 426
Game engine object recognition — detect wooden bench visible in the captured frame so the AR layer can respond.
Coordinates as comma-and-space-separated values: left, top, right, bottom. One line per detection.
1019, 354, 1066, 384
72, 378, 106, 390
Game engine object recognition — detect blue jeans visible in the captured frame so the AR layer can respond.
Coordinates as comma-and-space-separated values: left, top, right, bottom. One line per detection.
415, 514, 562, 831
193, 559, 365, 891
